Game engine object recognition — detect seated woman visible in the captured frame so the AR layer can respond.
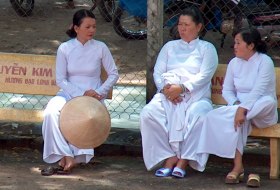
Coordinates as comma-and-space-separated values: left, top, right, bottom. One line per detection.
197, 28, 278, 187
140, 6, 218, 178
41, 9, 119, 175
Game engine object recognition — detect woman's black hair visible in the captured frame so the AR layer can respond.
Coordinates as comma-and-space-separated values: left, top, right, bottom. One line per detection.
179, 6, 204, 25
66, 9, 96, 38
236, 28, 267, 53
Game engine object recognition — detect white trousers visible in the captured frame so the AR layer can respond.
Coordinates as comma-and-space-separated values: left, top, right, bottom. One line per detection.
140, 94, 212, 171
42, 95, 94, 164
197, 95, 278, 159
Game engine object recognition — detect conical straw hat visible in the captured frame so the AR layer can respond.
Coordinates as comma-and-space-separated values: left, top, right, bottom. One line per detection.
59, 96, 111, 149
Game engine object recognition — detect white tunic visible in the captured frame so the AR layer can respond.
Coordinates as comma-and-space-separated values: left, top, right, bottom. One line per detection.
42, 38, 119, 164
197, 52, 278, 161
140, 38, 218, 171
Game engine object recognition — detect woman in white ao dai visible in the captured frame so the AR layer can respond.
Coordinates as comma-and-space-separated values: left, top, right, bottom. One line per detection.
197, 28, 278, 186
140, 7, 218, 178
41, 9, 119, 174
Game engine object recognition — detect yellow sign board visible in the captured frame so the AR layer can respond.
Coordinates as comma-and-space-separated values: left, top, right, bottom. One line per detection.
0, 53, 59, 95
211, 64, 227, 105
0, 52, 111, 98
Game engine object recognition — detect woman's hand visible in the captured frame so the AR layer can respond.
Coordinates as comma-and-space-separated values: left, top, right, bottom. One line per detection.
83, 89, 103, 101
171, 97, 183, 104
234, 107, 247, 131
162, 84, 183, 104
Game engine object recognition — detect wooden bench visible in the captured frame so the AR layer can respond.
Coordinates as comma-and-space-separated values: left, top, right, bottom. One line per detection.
0, 52, 112, 124
211, 64, 280, 179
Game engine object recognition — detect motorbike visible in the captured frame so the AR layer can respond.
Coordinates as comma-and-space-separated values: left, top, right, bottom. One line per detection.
219, 0, 280, 47
112, 0, 280, 48
9, 0, 115, 19
112, 0, 233, 40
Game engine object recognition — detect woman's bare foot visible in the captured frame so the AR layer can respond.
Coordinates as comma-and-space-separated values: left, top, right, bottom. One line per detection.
231, 149, 244, 177
64, 156, 76, 171
164, 156, 179, 169
58, 157, 66, 168
225, 169, 244, 184
225, 150, 244, 184
176, 159, 188, 169
154, 156, 178, 177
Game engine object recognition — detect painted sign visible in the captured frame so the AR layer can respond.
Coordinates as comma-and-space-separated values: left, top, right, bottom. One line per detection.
0, 53, 59, 95
0, 52, 111, 98
211, 64, 227, 104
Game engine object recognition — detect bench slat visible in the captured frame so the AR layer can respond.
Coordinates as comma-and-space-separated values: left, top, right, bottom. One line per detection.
251, 124, 280, 138
0, 108, 43, 123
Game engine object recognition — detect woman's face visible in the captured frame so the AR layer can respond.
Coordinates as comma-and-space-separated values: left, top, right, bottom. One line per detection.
234, 33, 255, 60
177, 15, 202, 42
74, 17, 96, 44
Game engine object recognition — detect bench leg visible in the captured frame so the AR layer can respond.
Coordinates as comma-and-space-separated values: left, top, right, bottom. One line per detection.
270, 138, 280, 179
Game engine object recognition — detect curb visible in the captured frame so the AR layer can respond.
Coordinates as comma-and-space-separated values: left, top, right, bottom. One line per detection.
0, 127, 142, 156
0, 126, 270, 167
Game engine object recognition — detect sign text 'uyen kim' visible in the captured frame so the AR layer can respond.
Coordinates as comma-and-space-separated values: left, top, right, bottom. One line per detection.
0, 62, 56, 87
0, 63, 53, 77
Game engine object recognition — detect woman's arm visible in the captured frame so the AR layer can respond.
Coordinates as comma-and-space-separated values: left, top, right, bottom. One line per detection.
239, 56, 275, 111
56, 46, 84, 97
153, 44, 168, 92
95, 44, 119, 97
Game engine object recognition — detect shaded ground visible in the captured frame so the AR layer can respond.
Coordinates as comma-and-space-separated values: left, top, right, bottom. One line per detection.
0, 127, 279, 190
1, 141, 280, 190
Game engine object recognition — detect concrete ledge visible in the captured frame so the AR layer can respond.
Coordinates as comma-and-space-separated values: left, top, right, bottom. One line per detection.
0, 126, 272, 178
0, 126, 142, 156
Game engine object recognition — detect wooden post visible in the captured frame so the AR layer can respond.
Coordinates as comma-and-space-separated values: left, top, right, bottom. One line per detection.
146, 0, 163, 103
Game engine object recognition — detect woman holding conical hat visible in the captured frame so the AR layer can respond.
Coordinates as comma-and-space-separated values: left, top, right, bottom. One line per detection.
41, 9, 119, 175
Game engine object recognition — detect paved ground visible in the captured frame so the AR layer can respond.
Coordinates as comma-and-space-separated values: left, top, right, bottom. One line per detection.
1, 127, 280, 190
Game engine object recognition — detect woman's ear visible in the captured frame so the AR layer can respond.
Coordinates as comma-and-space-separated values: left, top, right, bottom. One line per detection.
74, 25, 79, 33
197, 23, 203, 33
248, 43, 255, 51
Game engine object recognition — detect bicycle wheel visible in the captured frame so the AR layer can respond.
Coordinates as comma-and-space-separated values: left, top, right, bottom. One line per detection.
97, 0, 117, 22
10, 0, 34, 17
112, 5, 147, 40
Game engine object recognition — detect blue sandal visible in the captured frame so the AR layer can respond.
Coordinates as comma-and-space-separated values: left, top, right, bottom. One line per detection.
155, 168, 173, 177
171, 167, 186, 178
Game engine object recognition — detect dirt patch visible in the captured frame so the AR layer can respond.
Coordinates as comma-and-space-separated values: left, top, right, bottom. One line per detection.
1, 146, 280, 190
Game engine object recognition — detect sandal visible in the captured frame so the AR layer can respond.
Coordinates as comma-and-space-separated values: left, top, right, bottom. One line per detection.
41, 166, 63, 176
155, 168, 173, 177
171, 167, 186, 178
247, 173, 260, 188
225, 171, 244, 184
